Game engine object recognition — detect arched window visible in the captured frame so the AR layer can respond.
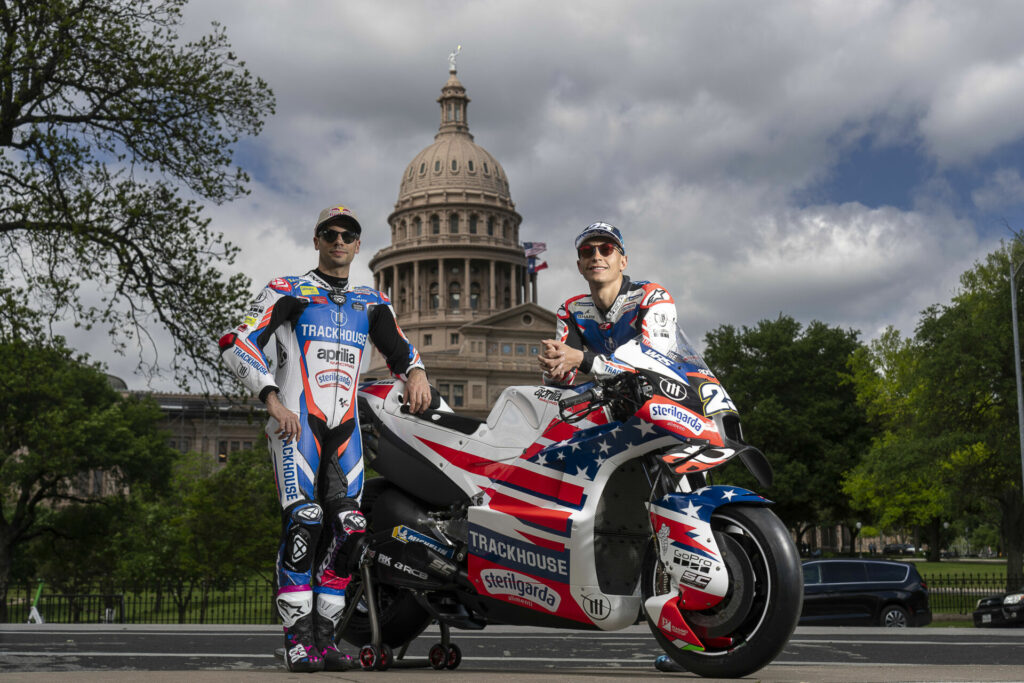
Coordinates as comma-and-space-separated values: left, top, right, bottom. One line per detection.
434, 160, 441, 173
414, 217, 422, 236
431, 215, 440, 234
468, 160, 475, 172
449, 213, 459, 234
470, 282, 481, 310
469, 215, 478, 234
487, 216, 494, 236
429, 282, 439, 309
451, 159, 458, 172
449, 282, 461, 310
503, 221, 510, 239
503, 286, 511, 308
399, 287, 407, 312
398, 221, 406, 240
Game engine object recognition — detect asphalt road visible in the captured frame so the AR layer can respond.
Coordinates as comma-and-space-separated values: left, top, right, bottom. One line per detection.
2, 623, 1024, 681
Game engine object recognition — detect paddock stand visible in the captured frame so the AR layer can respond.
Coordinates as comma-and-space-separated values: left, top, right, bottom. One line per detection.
274, 552, 462, 671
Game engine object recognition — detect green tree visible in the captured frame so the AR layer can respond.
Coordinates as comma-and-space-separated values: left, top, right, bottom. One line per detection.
0, 339, 176, 620
114, 446, 278, 623
844, 328, 961, 561
703, 315, 870, 550
846, 243, 1024, 580
0, 0, 274, 392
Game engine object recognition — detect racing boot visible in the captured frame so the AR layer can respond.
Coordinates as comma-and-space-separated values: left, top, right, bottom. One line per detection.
314, 591, 354, 671
278, 589, 323, 673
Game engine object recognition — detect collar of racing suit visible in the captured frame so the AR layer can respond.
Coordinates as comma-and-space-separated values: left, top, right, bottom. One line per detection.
311, 268, 349, 291
596, 275, 632, 320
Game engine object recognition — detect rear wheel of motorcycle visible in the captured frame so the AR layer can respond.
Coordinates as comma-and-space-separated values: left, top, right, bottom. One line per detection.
337, 580, 432, 650
641, 505, 802, 679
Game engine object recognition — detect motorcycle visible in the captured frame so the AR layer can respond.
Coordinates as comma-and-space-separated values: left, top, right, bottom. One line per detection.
336, 327, 802, 677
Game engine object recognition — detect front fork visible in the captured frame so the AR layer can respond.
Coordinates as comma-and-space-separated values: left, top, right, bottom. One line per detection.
643, 486, 768, 651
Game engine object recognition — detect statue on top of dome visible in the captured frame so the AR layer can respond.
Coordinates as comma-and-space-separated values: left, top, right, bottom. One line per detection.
448, 45, 461, 72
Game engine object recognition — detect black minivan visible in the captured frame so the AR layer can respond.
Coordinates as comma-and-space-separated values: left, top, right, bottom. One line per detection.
800, 559, 932, 627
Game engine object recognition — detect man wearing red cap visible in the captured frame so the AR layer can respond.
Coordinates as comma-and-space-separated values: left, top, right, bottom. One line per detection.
219, 204, 430, 672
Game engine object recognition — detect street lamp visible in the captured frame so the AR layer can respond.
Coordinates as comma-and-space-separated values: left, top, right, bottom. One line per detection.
1010, 255, 1024, 503
856, 521, 862, 556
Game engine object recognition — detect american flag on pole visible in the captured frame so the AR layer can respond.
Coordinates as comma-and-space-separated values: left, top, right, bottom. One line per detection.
523, 242, 547, 257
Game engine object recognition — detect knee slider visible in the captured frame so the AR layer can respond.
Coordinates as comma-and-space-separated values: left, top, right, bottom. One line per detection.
282, 501, 323, 573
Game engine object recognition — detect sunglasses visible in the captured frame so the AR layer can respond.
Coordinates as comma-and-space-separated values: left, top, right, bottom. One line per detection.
318, 228, 359, 244
577, 242, 620, 258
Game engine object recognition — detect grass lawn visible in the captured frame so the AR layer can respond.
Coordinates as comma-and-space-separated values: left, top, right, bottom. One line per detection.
913, 559, 1007, 579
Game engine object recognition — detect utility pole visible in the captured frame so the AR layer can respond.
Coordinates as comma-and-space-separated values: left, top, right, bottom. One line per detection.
1011, 254, 1024, 503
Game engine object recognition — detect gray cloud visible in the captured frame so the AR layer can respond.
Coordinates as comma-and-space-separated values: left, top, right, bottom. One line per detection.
77, 0, 1024, 388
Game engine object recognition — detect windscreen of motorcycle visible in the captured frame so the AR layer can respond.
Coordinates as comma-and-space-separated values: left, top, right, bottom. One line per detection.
609, 323, 715, 383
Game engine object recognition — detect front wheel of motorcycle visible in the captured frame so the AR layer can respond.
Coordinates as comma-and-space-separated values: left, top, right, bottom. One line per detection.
641, 504, 802, 679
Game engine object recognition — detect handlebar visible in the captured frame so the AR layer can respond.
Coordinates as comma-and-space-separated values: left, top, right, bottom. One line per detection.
557, 387, 600, 412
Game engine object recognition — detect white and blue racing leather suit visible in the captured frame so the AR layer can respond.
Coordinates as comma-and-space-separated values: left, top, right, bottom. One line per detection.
219, 269, 423, 619
551, 276, 678, 384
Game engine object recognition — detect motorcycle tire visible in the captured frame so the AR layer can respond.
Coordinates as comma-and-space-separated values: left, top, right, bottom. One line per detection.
641, 504, 802, 679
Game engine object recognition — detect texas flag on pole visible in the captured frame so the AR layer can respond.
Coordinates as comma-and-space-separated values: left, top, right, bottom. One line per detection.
527, 256, 548, 274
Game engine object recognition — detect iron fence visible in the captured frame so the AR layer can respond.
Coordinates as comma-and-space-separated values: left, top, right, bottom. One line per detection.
922, 573, 1024, 615
4, 579, 278, 624
5, 573, 1021, 622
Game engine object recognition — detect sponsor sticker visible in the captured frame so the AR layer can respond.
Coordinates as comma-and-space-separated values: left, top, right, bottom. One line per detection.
469, 525, 569, 581
479, 568, 561, 611
650, 404, 705, 435
659, 378, 687, 400
243, 316, 258, 326
533, 387, 562, 403
298, 324, 367, 346
300, 285, 319, 295
580, 592, 611, 621
392, 525, 455, 558
269, 278, 290, 292
315, 369, 353, 389
316, 347, 357, 366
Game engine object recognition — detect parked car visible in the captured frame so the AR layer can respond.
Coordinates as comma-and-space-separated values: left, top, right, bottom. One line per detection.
800, 559, 932, 627
882, 543, 915, 555
973, 586, 1024, 628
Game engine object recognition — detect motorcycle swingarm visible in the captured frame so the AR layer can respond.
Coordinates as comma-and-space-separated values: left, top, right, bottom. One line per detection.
643, 486, 769, 649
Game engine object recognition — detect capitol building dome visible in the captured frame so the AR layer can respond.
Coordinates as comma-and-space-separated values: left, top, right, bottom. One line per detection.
397, 72, 512, 206
367, 61, 552, 416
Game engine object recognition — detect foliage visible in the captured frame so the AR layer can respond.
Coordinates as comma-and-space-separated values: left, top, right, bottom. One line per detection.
0, 338, 176, 620
113, 445, 278, 622
703, 315, 870, 542
845, 243, 1024, 577
0, 0, 274, 392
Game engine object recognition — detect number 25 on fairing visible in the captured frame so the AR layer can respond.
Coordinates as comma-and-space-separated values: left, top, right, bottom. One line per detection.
699, 382, 737, 415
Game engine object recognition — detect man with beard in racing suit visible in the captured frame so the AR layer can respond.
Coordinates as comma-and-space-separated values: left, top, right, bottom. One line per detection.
537, 221, 679, 384
219, 205, 430, 673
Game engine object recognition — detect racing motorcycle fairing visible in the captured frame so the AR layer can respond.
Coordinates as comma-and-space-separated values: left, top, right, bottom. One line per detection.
465, 415, 680, 631
645, 486, 770, 644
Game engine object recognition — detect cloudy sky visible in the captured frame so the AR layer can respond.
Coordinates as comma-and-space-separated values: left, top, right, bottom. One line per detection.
102, 0, 1024, 389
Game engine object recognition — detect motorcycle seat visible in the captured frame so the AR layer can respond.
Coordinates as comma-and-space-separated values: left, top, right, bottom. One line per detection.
401, 405, 485, 436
